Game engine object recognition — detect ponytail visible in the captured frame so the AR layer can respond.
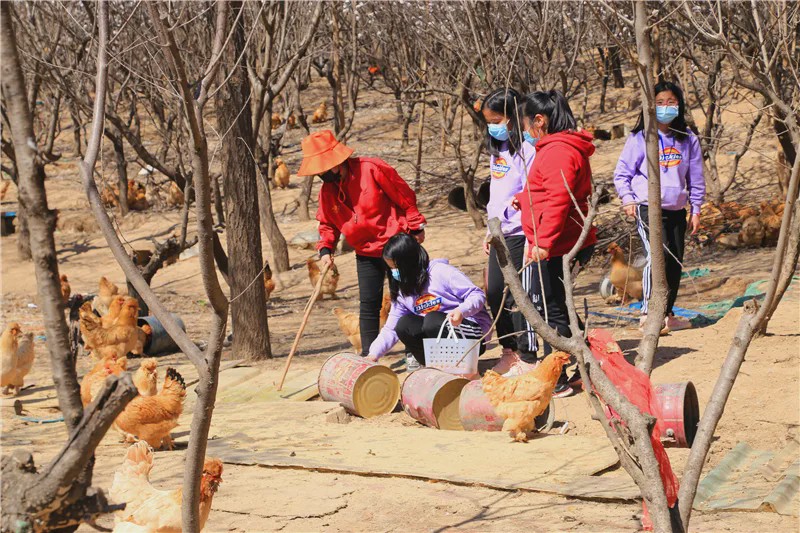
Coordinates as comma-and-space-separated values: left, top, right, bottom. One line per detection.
516, 90, 577, 134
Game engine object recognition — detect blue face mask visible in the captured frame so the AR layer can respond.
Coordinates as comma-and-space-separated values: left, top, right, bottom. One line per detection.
390, 268, 401, 281
487, 123, 509, 142
523, 131, 538, 146
655, 105, 680, 124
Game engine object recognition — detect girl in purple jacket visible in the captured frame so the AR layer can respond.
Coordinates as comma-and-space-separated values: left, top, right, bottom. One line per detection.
613, 81, 705, 331
480, 88, 538, 374
367, 233, 492, 370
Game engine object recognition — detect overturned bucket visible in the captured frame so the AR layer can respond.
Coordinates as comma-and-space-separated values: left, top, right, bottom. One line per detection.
459, 380, 555, 432
318, 353, 400, 418
402, 368, 469, 430
654, 381, 699, 448
137, 314, 186, 356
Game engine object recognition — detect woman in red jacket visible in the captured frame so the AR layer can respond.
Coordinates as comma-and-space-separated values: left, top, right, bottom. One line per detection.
509, 90, 596, 397
297, 130, 427, 356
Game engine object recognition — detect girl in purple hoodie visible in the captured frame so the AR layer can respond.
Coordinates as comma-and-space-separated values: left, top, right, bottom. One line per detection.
367, 233, 492, 369
481, 88, 538, 374
613, 81, 705, 331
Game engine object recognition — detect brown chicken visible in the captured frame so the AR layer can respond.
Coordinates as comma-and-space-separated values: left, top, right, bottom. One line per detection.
94, 276, 122, 316
606, 243, 643, 303
133, 359, 158, 397
114, 367, 186, 450
274, 158, 290, 189
312, 101, 328, 123
82, 298, 143, 360
60, 274, 71, 305
759, 201, 783, 246
482, 351, 572, 442
739, 216, 765, 247
286, 113, 296, 128
80, 355, 128, 406
101, 185, 119, 208
110, 441, 223, 532
166, 181, 184, 208
101, 296, 127, 328
263, 267, 276, 301
1, 324, 35, 396
271, 112, 283, 129
127, 181, 149, 211
332, 292, 391, 353
307, 258, 340, 300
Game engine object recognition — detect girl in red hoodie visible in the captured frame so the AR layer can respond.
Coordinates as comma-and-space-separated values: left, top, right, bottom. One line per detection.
509, 90, 597, 397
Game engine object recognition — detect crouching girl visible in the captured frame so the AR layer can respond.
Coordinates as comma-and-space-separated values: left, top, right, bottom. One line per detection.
367, 233, 492, 371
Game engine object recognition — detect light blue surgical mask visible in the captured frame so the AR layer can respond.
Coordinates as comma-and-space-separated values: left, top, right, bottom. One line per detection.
390, 268, 401, 281
523, 131, 538, 146
487, 122, 509, 142
655, 105, 680, 124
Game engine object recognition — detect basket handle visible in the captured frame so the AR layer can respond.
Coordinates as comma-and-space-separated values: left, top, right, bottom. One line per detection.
434, 315, 462, 343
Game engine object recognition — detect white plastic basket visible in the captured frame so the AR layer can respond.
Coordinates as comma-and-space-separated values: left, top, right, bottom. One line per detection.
423, 318, 480, 376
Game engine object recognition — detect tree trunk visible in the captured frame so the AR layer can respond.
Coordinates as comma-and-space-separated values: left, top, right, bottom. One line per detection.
15, 205, 32, 260
298, 175, 314, 221
598, 48, 610, 114
401, 101, 416, 149
414, 101, 427, 192
256, 163, 290, 272
215, 2, 271, 361
610, 45, 624, 88
105, 129, 129, 217
212, 173, 225, 226
773, 113, 797, 167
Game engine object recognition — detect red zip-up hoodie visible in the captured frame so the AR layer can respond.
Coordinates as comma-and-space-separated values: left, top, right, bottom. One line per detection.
316, 157, 426, 257
515, 130, 597, 258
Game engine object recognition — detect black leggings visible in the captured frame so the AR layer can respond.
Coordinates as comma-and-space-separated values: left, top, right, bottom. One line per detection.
636, 205, 687, 315
529, 246, 594, 357
487, 234, 538, 361
395, 311, 486, 365
356, 254, 386, 356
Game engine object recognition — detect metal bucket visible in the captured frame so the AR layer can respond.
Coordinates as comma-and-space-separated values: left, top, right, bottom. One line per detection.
318, 352, 400, 418
137, 315, 186, 356
654, 381, 699, 448
459, 380, 555, 432
401, 368, 469, 430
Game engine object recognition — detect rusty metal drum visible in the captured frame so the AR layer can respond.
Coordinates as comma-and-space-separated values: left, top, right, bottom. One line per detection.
401, 368, 470, 430
654, 381, 699, 448
318, 352, 400, 418
459, 380, 555, 432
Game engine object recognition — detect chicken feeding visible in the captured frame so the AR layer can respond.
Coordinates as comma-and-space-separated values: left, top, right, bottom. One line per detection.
312, 101, 328, 123
81, 355, 128, 406
606, 242, 643, 304
114, 367, 186, 450
166, 181, 184, 208
307, 257, 340, 300
1, 324, 35, 396
60, 274, 71, 305
274, 158, 290, 189
333, 292, 391, 353
482, 351, 572, 442
110, 441, 223, 533
133, 359, 158, 397
94, 276, 122, 316
82, 298, 144, 360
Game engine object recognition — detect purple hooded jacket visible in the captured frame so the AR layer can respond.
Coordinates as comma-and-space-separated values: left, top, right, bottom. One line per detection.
613, 130, 705, 214
486, 141, 536, 237
368, 259, 492, 358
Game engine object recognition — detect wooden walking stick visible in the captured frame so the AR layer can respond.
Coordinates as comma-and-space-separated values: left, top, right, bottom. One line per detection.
277, 263, 331, 391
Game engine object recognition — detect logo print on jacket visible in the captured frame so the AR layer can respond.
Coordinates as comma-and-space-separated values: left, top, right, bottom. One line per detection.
659, 146, 682, 168
414, 294, 442, 315
491, 157, 511, 179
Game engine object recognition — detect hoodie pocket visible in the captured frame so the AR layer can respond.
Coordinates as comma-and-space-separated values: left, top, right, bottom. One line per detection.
661, 186, 687, 209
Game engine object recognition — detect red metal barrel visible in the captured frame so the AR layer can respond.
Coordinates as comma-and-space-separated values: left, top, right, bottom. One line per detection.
401, 368, 469, 430
318, 352, 400, 418
459, 379, 555, 432
654, 381, 699, 448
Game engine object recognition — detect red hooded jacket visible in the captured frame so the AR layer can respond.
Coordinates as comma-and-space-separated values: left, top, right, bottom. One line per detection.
515, 130, 598, 258
316, 157, 426, 257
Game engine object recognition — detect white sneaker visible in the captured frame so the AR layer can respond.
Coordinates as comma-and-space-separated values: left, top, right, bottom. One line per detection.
406, 354, 421, 372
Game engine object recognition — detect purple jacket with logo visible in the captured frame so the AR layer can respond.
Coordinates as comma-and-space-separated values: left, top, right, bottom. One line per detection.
368, 259, 492, 358
613, 130, 705, 214
486, 141, 536, 237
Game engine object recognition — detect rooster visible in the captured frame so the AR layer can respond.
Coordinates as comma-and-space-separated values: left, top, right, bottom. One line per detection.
114, 367, 186, 450
133, 359, 158, 397
110, 441, 223, 532
60, 274, 71, 305
1, 323, 35, 396
274, 158, 290, 189
482, 351, 572, 442
333, 293, 391, 352
307, 258, 339, 300
81, 356, 128, 406
606, 243, 643, 304
312, 101, 328, 123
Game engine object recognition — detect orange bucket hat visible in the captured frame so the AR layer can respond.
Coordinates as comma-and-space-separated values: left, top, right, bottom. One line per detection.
297, 130, 354, 176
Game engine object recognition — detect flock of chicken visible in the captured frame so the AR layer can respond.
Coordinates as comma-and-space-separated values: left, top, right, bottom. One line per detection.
101, 178, 185, 212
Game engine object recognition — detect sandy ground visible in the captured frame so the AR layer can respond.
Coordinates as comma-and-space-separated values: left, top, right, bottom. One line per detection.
1, 76, 798, 531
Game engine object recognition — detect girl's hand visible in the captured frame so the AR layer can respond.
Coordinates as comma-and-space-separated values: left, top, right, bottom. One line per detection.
366, 354, 380, 362
529, 246, 550, 262
482, 236, 491, 255
448, 309, 464, 327
623, 204, 636, 218
690, 213, 701, 235
509, 197, 521, 211
413, 229, 426, 244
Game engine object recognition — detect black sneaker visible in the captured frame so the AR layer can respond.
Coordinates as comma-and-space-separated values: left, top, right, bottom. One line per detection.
553, 382, 574, 398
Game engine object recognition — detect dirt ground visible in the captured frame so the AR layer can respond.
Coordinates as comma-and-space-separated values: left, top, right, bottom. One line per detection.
1, 77, 799, 531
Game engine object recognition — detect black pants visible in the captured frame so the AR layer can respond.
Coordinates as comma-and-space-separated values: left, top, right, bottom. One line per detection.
530, 246, 594, 357
356, 254, 386, 356
636, 205, 686, 316
395, 311, 486, 365
487, 235, 537, 362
